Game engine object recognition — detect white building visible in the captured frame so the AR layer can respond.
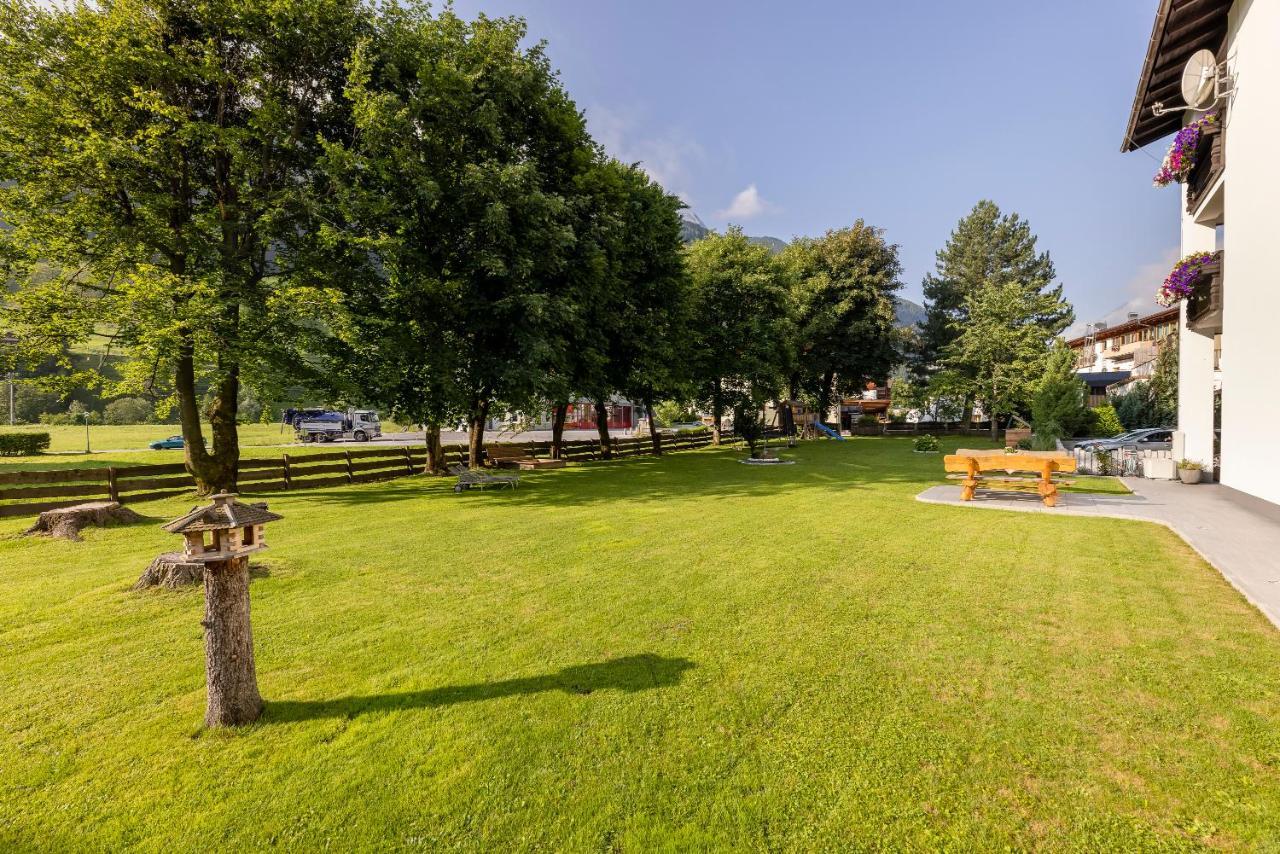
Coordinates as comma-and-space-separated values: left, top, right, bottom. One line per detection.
1123, 0, 1280, 506
1066, 308, 1180, 406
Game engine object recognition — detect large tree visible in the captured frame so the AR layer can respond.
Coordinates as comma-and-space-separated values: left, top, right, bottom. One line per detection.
913, 201, 1070, 391
0, 0, 365, 492
685, 228, 791, 445
783, 221, 902, 422
313, 7, 596, 468
944, 281, 1067, 439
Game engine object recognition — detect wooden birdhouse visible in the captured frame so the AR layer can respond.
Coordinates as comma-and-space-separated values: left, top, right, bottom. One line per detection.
162, 492, 283, 564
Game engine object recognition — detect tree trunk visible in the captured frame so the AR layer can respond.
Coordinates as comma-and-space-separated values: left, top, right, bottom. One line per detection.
594, 399, 613, 460
551, 402, 568, 460
645, 398, 662, 456
816, 370, 835, 429
175, 331, 239, 495
711, 379, 723, 446
467, 399, 490, 469
424, 423, 444, 475
961, 393, 975, 434
202, 556, 262, 728
989, 373, 1001, 442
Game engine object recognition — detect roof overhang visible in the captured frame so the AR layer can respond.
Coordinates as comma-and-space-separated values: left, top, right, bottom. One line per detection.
1122, 0, 1232, 152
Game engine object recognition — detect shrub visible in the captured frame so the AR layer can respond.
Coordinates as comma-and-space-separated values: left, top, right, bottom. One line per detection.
1088, 404, 1125, 437
1016, 437, 1033, 450
1112, 383, 1169, 430
856, 413, 879, 427
0, 432, 51, 456
674, 426, 708, 437
913, 434, 938, 453
104, 397, 153, 425
732, 405, 764, 457
1177, 458, 1203, 471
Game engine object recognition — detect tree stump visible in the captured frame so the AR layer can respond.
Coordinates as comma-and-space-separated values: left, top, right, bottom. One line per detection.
133, 552, 204, 590
25, 501, 145, 541
202, 555, 263, 727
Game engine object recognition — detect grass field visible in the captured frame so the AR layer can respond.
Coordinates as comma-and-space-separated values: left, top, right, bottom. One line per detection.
2, 438, 1277, 849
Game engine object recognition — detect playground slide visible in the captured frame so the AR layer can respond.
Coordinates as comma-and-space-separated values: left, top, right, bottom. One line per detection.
813, 422, 845, 441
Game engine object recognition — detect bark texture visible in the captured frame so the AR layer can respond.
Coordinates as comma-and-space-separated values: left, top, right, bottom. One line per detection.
202, 556, 263, 727
711, 379, 723, 446
25, 501, 145, 541
467, 399, 490, 468
550, 402, 568, 460
594, 400, 612, 459
134, 552, 203, 590
645, 399, 662, 456
424, 424, 444, 475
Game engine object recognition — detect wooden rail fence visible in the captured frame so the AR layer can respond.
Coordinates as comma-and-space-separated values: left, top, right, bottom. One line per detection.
0, 432, 719, 519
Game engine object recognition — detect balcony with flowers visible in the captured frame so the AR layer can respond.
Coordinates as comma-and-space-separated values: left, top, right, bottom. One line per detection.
1157, 251, 1224, 335
1152, 113, 1224, 217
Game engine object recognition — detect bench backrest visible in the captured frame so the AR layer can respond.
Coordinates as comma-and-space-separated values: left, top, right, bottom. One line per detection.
486, 445, 530, 460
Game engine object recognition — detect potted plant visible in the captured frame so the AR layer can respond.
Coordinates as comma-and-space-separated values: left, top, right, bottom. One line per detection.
1177, 459, 1204, 484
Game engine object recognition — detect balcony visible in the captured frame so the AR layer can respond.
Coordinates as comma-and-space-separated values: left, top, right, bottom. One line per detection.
1186, 250, 1224, 336
1186, 120, 1224, 215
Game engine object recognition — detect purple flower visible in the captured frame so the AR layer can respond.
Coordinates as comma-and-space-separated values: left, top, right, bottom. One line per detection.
1153, 113, 1217, 187
1156, 252, 1215, 306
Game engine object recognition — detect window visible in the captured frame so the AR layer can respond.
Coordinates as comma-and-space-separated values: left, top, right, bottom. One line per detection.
243, 525, 255, 546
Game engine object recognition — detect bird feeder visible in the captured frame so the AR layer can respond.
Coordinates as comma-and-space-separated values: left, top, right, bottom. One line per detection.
163, 492, 282, 562
163, 493, 282, 727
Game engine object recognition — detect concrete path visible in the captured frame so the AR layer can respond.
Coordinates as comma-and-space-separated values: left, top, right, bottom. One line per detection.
916, 478, 1280, 630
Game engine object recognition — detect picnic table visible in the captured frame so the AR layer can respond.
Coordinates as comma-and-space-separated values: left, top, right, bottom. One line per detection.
943, 448, 1076, 507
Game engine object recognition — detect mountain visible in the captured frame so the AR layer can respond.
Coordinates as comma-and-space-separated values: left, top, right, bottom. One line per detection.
894, 297, 927, 330
678, 209, 785, 254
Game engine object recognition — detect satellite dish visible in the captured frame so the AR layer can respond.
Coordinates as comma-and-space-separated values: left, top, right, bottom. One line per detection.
1182, 49, 1219, 110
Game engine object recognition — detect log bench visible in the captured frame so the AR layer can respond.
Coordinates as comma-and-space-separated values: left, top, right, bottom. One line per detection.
943, 449, 1077, 507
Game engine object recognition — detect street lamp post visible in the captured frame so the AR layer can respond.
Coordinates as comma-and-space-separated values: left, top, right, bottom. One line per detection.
84, 411, 91, 454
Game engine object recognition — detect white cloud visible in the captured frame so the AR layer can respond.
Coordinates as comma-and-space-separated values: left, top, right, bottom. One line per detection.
715, 184, 771, 221
586, 104, 703, 204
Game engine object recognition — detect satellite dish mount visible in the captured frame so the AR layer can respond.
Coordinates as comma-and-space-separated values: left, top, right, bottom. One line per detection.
1152, 48, 1234, 117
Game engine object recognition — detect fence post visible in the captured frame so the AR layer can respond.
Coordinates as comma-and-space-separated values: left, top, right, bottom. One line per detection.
345, 449, 354, 483
107, 467, 119, 502
403, 445, 413, 475
282, 453, 291, 489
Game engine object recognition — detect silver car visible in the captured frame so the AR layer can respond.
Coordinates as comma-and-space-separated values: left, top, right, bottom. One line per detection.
1079, 427, 1174, 452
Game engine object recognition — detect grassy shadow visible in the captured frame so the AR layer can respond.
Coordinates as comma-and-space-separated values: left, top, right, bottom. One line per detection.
263, 653, 696, 723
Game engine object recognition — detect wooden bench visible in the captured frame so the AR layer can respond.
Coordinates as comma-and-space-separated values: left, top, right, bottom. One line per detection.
943, 449, 1076, 507
485, 445, 537, 468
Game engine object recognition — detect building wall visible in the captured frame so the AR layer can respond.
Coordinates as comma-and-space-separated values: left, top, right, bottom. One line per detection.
1216, 0, 1280, 504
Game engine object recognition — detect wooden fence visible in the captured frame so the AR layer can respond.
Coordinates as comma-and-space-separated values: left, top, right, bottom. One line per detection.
0, 432, 719, 519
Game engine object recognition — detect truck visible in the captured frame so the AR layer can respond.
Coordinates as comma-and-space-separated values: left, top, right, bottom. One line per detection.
284, 408, 383, 443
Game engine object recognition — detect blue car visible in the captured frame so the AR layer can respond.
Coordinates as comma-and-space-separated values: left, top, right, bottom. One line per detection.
148, 435, 185, 450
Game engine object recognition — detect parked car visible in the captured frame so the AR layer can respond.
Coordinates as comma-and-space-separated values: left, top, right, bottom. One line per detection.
1078, 427, 1174, 452
148, 435, 185, 450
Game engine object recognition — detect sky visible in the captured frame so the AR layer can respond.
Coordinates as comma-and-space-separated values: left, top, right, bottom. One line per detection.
451, 0, 1181, 335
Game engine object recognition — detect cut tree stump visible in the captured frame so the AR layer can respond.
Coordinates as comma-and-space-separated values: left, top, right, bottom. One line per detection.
25, 501, 146, 541
133, 552, 204, 590
134, 554, 269, 590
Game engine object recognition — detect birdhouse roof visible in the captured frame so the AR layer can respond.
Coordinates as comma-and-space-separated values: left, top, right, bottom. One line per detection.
162, 493, 283, 534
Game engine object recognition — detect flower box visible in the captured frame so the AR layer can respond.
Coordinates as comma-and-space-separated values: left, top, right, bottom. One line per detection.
1186, 251, 1224, 335
1186, 120, 1224, 213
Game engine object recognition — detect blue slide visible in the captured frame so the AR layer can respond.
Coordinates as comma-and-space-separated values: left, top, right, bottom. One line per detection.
813, 422, 845, 441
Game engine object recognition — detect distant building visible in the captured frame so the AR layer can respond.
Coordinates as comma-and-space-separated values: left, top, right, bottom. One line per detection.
1066, 308, 1178, 405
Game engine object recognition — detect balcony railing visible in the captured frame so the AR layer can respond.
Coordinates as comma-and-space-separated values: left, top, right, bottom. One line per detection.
1186, 120, 1224, 214
1187, 250, 1224, 335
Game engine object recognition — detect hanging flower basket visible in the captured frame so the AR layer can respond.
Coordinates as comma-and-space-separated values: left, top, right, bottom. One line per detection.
1153, 113, 1218, 187
1156, 252, 1217, 306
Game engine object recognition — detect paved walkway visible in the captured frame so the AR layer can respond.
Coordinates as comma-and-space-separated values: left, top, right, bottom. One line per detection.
917, 478, 1280, 629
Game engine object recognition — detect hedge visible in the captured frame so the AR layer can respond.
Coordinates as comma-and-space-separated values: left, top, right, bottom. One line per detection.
0, 432, 52, 456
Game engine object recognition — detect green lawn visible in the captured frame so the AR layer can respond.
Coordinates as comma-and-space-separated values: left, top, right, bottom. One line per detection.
2, 438, 1277, 850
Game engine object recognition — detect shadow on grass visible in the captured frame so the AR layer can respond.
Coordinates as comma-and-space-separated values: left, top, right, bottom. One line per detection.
263, 653, 696, 723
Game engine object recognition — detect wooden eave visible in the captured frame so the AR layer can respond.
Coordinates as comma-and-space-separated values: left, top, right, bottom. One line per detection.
1122, 0, 1231, 152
